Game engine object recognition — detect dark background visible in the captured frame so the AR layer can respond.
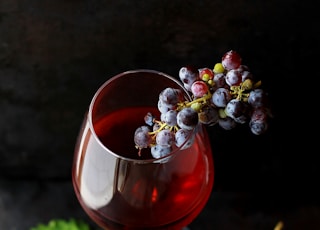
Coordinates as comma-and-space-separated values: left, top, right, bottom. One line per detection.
0, 0, 318, 229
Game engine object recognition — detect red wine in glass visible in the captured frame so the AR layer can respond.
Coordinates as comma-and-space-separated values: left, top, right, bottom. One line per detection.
72, 70, 214, 229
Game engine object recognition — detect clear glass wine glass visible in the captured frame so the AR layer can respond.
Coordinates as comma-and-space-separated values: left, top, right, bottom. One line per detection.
72, 69, 214, 230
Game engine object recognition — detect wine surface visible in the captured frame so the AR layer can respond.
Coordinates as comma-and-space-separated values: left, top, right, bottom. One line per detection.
95, 106, 160, 160
72, 107, 214, 229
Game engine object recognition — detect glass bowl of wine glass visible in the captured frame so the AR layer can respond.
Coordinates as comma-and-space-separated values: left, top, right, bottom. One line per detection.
72, 69, 214, 230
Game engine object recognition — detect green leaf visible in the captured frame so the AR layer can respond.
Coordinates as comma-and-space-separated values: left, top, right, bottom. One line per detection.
30, 218, 90, 230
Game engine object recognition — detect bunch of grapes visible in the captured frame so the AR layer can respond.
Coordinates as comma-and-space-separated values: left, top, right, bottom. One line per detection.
134, 50, 272, 158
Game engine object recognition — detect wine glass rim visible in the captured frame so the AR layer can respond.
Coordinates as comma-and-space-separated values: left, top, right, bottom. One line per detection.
87, 69, 197, 163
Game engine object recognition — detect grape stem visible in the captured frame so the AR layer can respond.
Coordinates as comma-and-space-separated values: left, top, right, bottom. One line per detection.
148, 120, 179, 136
177, 92, 212, 111
230, 79, 262, 101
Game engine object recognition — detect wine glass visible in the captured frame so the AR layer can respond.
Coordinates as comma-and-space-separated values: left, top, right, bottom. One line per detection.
72, 69, 214, 230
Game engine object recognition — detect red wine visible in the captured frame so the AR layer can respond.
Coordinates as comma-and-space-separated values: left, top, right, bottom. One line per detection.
72, 107, 214, 229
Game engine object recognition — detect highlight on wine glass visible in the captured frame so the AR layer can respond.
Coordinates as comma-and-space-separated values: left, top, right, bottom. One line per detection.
72, 50, 272, 230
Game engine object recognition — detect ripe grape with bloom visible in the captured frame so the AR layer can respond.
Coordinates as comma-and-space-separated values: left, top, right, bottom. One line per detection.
156, 129, 175, 147
198, 105, 219, 125
225, 99, 249, 124
212, 87, 232, 107
151, 145, 172, 159
177, 107, 199, 130
134, 126, 153, 150
161, 110, 178, 126
212, 73, 226, 90
248, 88, 268, 108
225, 69, 242, 86
179, 66, 199, 91
222, 50, 242, 70
159, 88, 185, 106
175, 128, 195, 150
218, 116, 237, 130
191, 80, 209, 98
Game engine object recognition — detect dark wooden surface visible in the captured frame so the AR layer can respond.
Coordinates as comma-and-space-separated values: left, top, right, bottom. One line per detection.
0, 0, 318, 229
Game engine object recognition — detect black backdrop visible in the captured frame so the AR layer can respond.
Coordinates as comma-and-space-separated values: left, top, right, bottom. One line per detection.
0, 0, 318, 229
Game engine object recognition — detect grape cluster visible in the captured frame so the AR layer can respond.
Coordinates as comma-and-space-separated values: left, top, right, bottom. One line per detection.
134, 50, 272, 158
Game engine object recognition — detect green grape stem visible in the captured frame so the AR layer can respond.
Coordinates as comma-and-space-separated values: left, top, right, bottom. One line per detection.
230, 79, 262, 101
148, 120, 179, 136
177, 92, 212, 111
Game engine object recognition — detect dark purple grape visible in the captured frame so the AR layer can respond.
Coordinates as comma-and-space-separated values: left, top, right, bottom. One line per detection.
134, 126, 152, 149
156, 129, 175, 147
159, 87, 185, 106
179, 66, 199, 91
225, 69, 242, 86
198, 105, 219, 125
248, 88, 268, 108
212, 87, 232, 107
151, 145, 172, 159
161, 110, 178, 126
218, 117, 237, 130
212, 73, 226, 90
175, 128, 195, 149
225, 99, 249, 124
158, 99, 174, 114
177, 107, 199, 130
144, 112, 155, 126
249, 120, 268, 135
